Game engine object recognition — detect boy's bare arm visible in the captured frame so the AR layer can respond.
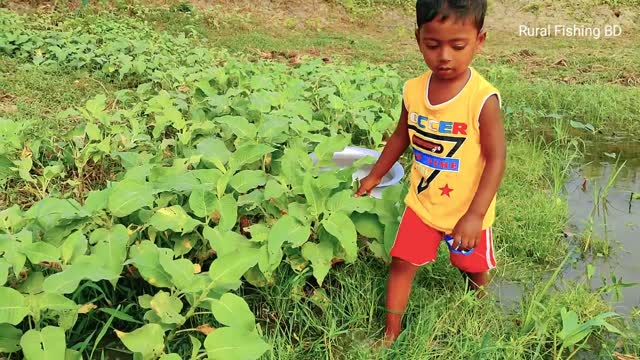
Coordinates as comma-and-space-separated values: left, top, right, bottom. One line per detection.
355, 102, 410, 196
452, 95, 506, 250
467, 95, 506, 216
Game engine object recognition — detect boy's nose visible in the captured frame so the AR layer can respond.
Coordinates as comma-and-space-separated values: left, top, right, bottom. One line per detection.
439, 48, 453, 63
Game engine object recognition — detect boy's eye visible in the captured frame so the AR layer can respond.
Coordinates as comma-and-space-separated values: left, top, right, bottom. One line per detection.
453, 43, 467, 50
425, 43, 439, 49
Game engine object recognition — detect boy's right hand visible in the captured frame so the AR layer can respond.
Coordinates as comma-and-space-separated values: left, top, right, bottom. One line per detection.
355, 174, 382, 197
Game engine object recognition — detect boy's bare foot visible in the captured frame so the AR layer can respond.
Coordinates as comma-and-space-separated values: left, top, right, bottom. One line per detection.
373, 329, 399, 349
383, 331, 398, 347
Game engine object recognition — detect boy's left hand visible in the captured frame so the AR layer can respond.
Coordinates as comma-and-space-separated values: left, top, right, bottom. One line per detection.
451, 212, 483, 251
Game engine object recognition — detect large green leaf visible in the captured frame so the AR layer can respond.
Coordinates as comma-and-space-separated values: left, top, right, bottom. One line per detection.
26, 292, 78, 326
350, 212, 384, 241
20, 242, 61, 264
303, 174, 327, 217
24, 198, 87, 231
20, 326, 66, 360
322, 212, 358, 262
107, 179, 155, 217
313, 134, 348, 164
267, 216, 310, 259
149, 206, 201, 234
0, 205, 24, 233
158, 249, 196, 290
210, 292, 255, 331
193, 169, 223, 190
327, 190, 375, 214
60, 230, 87, 265
315, 172, 342, 191
288, 202, 311, 226
83, 188, 111, 213
218, 116, 257, 140
209, 247, 260, 291
279, 147, 312, 191
228, 143, 274, 172
0, 228, 30, 278
204, 327, 269, 360
148, 291, 185, 325
203, 227, 251, 257
263, 179, 287, 200
90, 225, 129, 277
237, 190, 264, 210
116, 324, 165, 360
249, 92, 273, 113
18, 272, 44, 294
558, 308, 622, 348
0, 287, 29, 325
42, 257, 120, 294
195, 137, 231, 168
301, 239, 334, 285
246, 223, 269, 243
0, 259, 9, 286
127, 241, 173, 288
151, 168, 200, 193
258, 116, 289, 144
0, 323, 22, 353
229, 170, 267, 193
189, 189, 217, 218
216, 194, 237, 233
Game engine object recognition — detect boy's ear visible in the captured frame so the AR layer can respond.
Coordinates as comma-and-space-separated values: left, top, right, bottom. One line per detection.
476, 31, 487, 51
415, 28, 420, 44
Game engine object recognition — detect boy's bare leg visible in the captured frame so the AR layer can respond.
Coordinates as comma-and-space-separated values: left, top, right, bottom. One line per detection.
384, 257, 420, 345
462, 271, 490, 298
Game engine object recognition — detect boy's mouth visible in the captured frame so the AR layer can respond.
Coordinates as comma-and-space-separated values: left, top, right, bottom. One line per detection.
437, 67, 454, 73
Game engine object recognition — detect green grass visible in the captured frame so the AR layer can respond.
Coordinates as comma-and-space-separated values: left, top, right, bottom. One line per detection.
243, 250, 631, 359
0, 57, 116, 135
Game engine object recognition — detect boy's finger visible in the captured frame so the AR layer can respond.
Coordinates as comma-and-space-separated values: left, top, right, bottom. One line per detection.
462, 237, 472, 250
458, 237, 467, 250
453, 234, 463, 249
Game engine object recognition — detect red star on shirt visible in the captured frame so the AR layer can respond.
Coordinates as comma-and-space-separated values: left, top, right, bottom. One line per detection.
439, 184, 454, 197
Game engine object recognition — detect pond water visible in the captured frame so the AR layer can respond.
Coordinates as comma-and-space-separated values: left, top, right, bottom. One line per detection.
494, 139, 640, 316
563, 139, 640, 315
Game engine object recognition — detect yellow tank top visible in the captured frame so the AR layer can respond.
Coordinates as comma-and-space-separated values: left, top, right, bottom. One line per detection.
403, 67, 501, 233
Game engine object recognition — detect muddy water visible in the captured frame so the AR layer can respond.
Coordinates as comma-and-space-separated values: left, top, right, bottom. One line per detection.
564, 139, 640, 315
493, 139, 640, 316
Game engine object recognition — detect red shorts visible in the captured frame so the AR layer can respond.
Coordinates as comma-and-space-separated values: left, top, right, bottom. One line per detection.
390, 207, 497, 273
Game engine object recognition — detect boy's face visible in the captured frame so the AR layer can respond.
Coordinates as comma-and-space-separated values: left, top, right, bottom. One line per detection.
415, 16, 486, 80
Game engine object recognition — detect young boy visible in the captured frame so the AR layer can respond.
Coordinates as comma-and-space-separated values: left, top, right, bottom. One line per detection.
355, 0, 506, 344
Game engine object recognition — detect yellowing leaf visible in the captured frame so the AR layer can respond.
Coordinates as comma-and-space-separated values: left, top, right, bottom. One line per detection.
197, 324, 216, 335
78, 303, 97, 314
149, 291, 185, 325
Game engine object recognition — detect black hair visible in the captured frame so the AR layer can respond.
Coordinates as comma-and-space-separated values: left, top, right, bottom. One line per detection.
416, 0, 487, 31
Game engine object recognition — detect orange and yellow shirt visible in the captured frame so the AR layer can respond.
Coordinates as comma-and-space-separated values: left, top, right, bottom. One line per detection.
403, 67, 501, 233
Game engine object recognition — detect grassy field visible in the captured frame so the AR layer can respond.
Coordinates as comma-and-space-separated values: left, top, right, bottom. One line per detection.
1, 0, 639, 359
